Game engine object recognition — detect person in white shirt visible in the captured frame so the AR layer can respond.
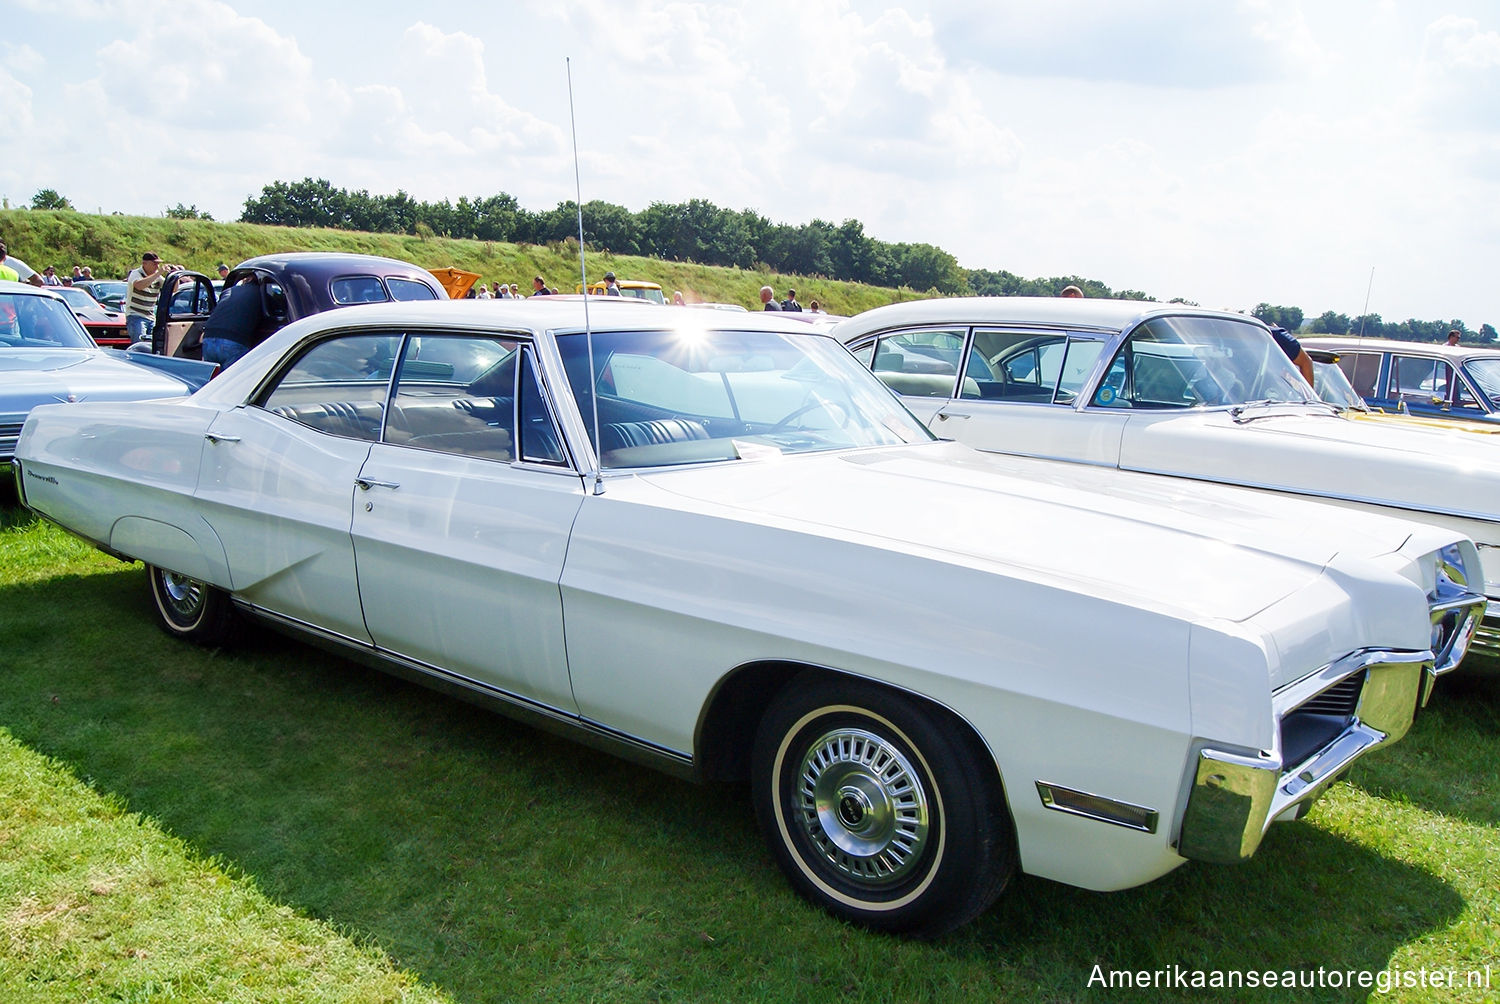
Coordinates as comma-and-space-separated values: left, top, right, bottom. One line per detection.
0, 239, 43, 286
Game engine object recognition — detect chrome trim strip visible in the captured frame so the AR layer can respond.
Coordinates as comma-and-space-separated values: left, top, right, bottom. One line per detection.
1429, 590, 1488, 676
1178, 648, 1429, 864
1035, 780, 1160, 833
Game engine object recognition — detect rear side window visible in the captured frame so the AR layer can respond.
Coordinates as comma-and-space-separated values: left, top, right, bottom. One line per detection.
331, 276, 389, 305
260, 332, 403, 441
388, 277, 439, 301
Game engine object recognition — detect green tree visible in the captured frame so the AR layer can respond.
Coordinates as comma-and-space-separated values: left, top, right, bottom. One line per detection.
1479, 323, 1497, 344
31, 188, 72, 210
165, 203, 214, 220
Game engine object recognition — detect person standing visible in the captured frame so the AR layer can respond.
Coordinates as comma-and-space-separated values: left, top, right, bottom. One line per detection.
781, 288, 802, 312
0, 240, 43, 286
602, 271, 623, 295
1447, 329, 1462, 346
41, 266, 62, 286
125, 252, 176, 345
201, 279, 267, 369
1060, 285, 1084, 298
759, 286, 781, 311
1267, 324, 1315, 386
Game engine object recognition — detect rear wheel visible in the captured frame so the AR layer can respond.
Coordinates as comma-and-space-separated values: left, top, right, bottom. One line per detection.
752, 675, 1016, 936
147, 565, 240, 645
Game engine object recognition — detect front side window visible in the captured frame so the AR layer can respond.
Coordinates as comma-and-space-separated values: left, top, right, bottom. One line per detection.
870, 328, 966, 397
1391, 355, 1451, 405
961, 330, 1104, 404
558, 327, 931, 468
384, 334, 519, 462
1091, 317, 1312, 409
260, 332, 402, 440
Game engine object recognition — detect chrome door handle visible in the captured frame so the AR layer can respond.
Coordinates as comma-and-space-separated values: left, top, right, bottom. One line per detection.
354, 477, 400, 491
204, 433, 241, 443
936, 412, 971, 421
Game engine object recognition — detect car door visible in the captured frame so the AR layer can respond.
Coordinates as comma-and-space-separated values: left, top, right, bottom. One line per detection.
194, 331, 399, 644
928, 327, 1122, 464
350, 333, 585, 713
154, 271, 217, 357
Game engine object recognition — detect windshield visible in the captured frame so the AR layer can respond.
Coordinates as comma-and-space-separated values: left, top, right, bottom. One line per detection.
0, 293, 98, 349
1464, 358, 1500, 406
557, 327, 933, 468
53, 287, 99, 309
1312, 360, 1367, 410
1093, 316, 1315, 409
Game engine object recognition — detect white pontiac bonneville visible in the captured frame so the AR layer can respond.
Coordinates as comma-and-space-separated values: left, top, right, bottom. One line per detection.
13, 299, 1486, 936
836, 297, 1500, 667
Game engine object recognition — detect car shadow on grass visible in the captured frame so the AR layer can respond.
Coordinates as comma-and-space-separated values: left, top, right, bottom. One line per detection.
0, 565, 1474, 1003
1340, 670, 1500, 829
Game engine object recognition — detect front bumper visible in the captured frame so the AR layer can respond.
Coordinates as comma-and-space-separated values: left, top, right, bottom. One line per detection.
1176, 648, 1429, 864
1466, 608, 1500, 661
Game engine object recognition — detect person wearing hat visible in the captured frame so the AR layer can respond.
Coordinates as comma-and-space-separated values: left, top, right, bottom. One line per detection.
125, 252, 180, 346
217, 263, 230, 280
603, 271, 622, 295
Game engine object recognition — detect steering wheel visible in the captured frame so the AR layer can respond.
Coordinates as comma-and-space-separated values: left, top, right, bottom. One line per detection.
771, 398, 850, 431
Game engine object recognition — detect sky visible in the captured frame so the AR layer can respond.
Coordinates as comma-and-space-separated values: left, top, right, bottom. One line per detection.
4, 0, 1498, 328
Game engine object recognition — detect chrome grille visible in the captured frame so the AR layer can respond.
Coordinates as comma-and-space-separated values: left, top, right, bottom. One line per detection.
0, 421, 22, 462
1297, 671, 1365, 717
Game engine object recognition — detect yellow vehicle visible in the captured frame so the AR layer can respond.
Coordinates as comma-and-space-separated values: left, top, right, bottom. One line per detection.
429, 267, 479, 300
577, 278, 666, 304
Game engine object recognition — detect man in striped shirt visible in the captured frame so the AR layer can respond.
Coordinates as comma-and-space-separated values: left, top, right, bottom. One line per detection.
124, 251, 179, 345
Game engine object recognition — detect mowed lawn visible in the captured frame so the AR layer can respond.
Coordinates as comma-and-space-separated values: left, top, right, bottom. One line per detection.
1, 505, 1496, 1003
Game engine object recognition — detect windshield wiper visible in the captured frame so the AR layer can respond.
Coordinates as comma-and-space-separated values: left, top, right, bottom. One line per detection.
1228, 399, 1339, 424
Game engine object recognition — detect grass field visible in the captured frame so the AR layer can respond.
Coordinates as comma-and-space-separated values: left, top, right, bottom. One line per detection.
1, 506, 1496, 1002
0, 208, 923, 319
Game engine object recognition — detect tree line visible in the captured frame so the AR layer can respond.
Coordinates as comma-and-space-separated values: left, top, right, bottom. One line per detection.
1252, 303, 1497, 344
237, 178, 1152, 300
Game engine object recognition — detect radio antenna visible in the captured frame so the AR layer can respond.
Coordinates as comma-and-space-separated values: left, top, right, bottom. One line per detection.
566, 57, 604, 495
1355, 266, 1374, 341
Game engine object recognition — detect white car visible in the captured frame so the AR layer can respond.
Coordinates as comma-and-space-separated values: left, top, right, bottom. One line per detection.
13, 299, 1485, 935
835, 297, 1500, 665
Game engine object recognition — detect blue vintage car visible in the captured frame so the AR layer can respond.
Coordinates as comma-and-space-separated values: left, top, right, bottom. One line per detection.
1306, 336, 1500, 425
0, 280, 216, 471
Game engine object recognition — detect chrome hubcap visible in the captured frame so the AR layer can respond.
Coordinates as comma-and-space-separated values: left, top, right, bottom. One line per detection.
796, 727, 930, 886
160, 571, 204, 619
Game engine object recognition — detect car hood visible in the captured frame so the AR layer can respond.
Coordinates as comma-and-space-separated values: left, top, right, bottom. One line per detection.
0, 349, 192, 417
1120, 408, 1500, 521
638, 441, 1422, 627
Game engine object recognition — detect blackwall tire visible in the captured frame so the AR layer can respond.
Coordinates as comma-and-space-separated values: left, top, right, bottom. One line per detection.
752, 675, 1016, 936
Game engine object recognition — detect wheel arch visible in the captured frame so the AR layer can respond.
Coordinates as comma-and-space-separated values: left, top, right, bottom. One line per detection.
694, 661, 1017, 822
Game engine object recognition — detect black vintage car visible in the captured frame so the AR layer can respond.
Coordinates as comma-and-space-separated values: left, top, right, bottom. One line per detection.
151, 252, 447, 358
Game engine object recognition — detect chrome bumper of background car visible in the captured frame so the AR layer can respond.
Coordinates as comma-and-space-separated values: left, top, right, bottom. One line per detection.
1176, 648, 1430, 865
1467, 610, 1500, 660
1427, 585, 1487, 677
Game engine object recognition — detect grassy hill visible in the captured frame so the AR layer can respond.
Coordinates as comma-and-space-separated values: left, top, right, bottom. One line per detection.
0, 209, 924, 316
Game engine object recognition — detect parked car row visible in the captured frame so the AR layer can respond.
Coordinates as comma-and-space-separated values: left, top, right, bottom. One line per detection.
10, 296, 1490, 936
833, 298, 1500, 661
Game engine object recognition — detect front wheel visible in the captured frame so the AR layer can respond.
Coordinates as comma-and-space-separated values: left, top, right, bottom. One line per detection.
147, 565, 240, 645
752, 676, 1016, 936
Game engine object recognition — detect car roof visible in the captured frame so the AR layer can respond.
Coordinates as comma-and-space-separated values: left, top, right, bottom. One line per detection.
0, 279, 67, 300
235, 251, 441, 279
830, 296, 1264, 341
1303, 336, 1500, 358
